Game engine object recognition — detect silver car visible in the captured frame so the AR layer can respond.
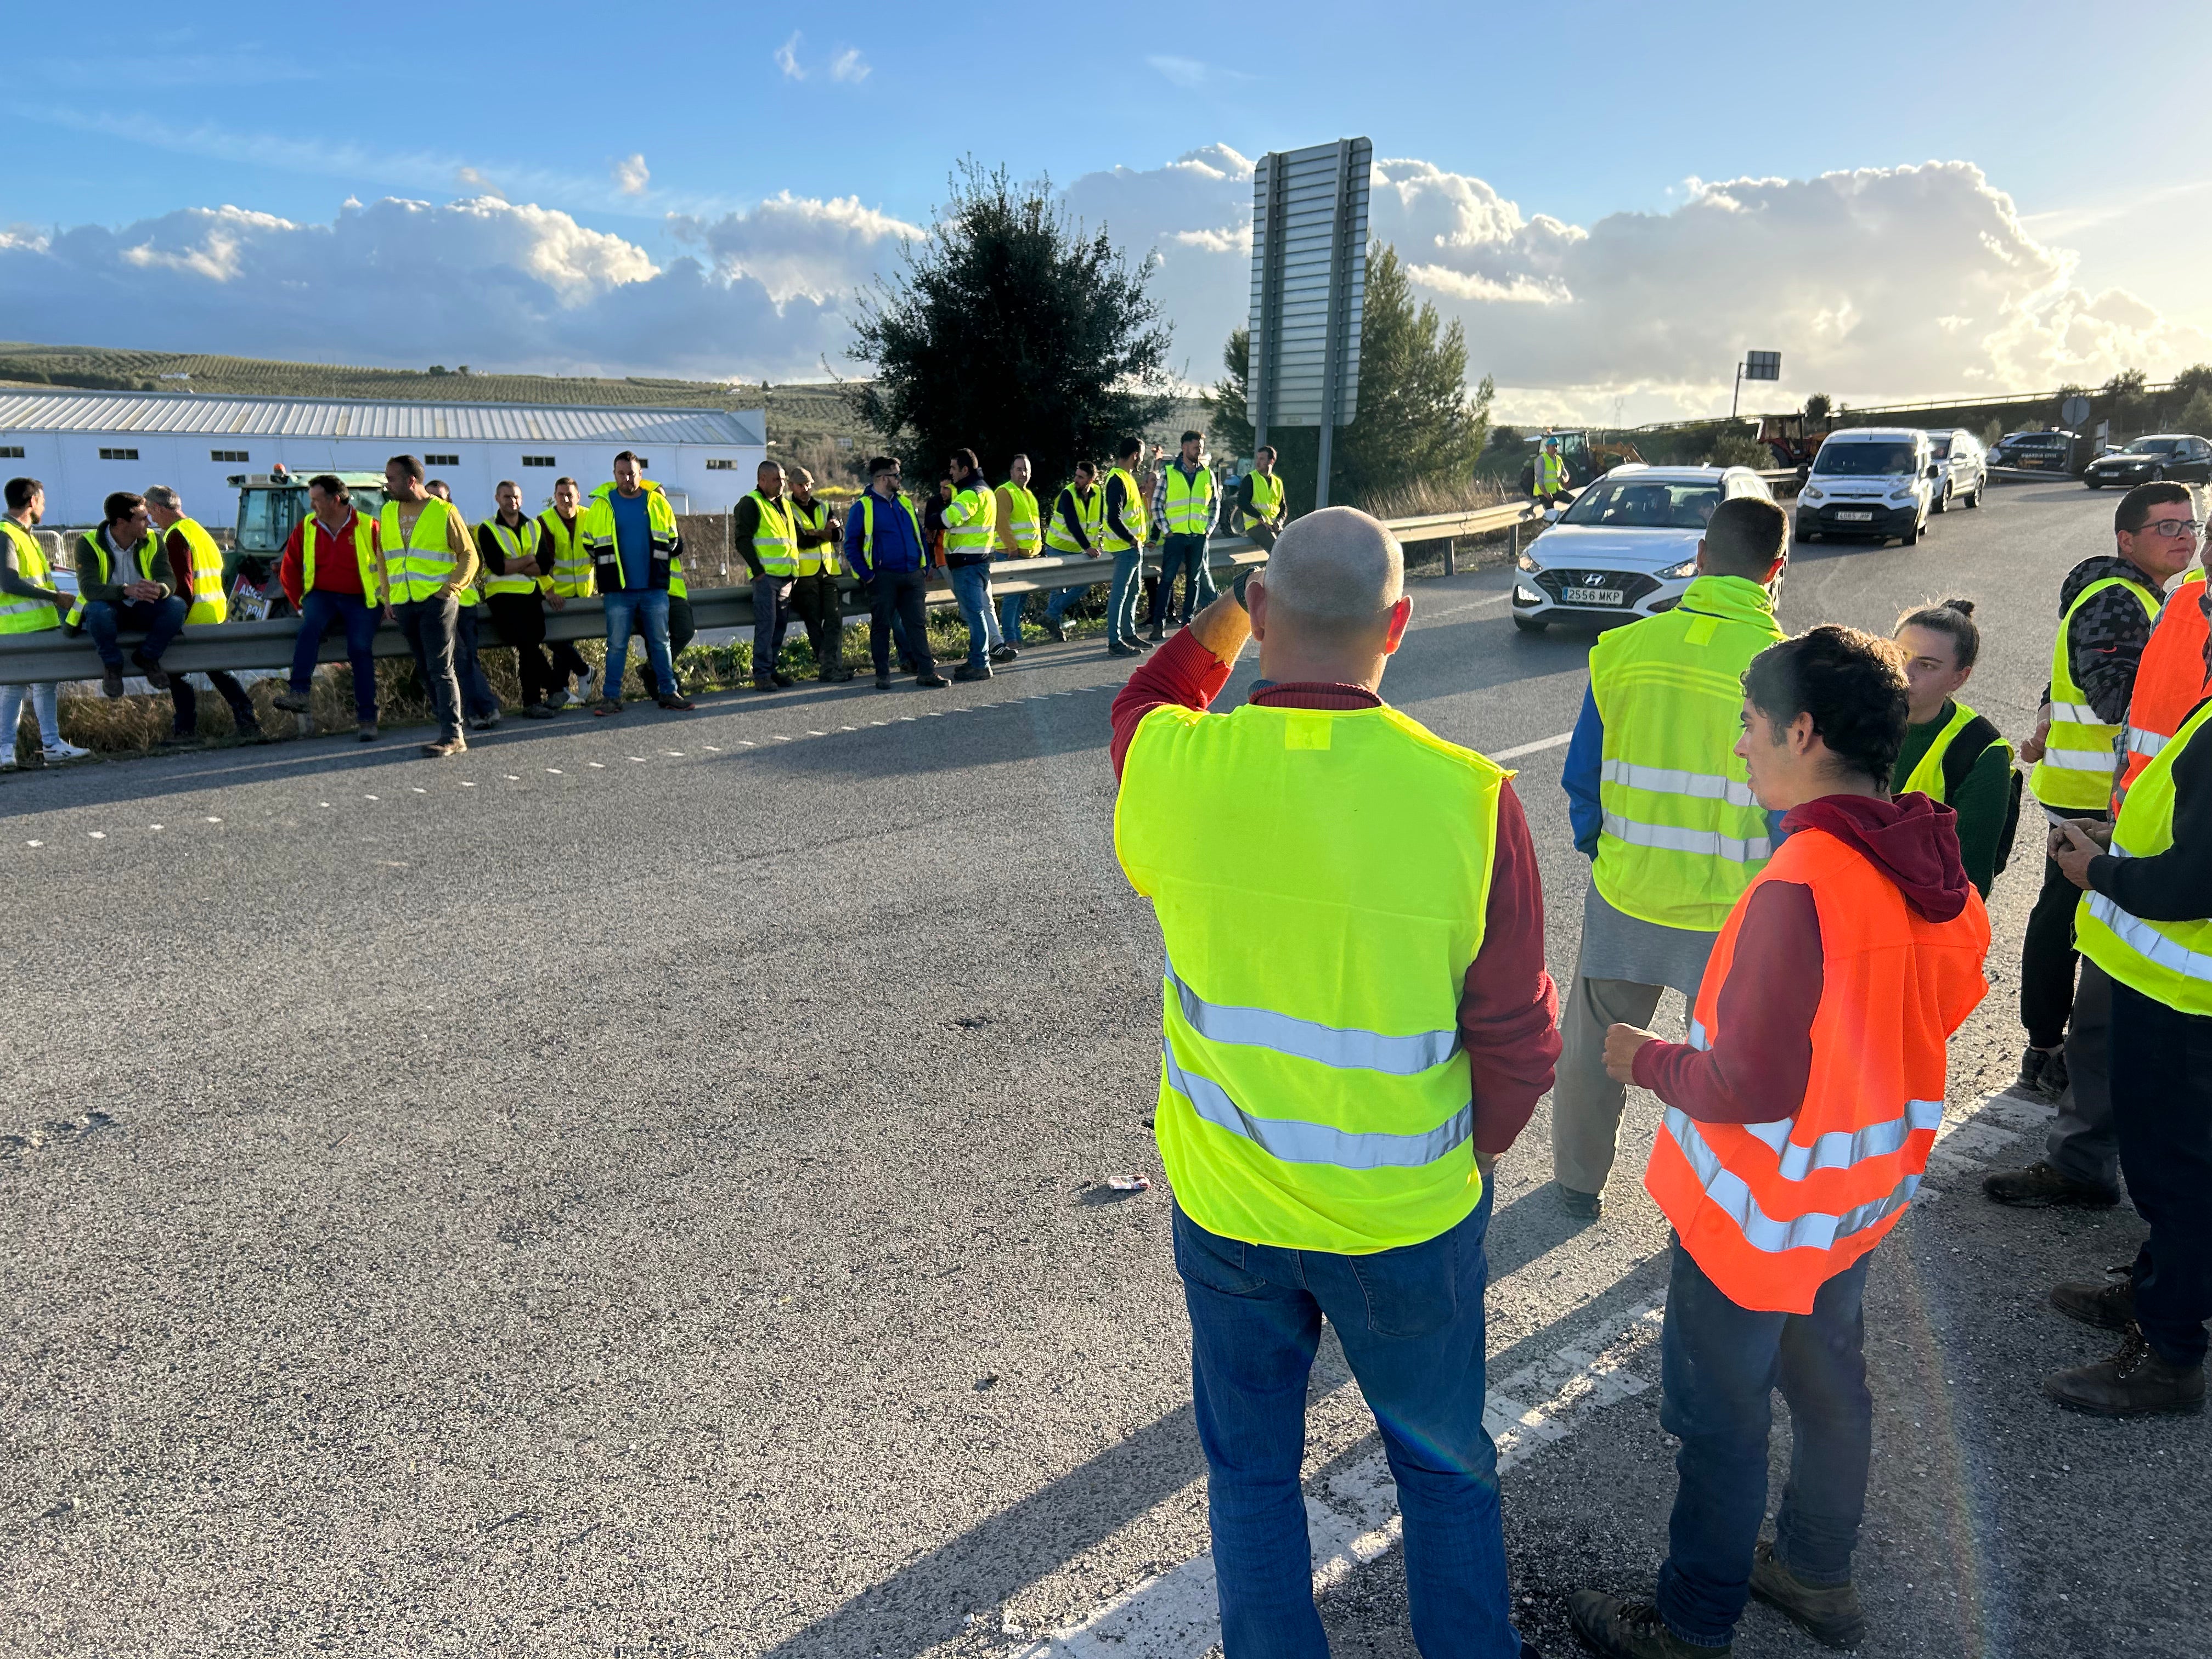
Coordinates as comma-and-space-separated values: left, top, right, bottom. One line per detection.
1924, 428, 1988, 513
1510, 465, 1775, 634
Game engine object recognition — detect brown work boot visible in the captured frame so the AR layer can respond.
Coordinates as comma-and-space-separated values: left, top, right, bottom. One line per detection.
421, 736, 466, 759
1567, 1591, 1727, 1657
2043, 1329, 2206, 1417
1748, 1541, 1865, 1649
1982, 1161, 2119, 1209
2050, 1270, 2136, 1331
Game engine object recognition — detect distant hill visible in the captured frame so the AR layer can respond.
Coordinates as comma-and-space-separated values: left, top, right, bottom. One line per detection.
0, 340, 1210, 485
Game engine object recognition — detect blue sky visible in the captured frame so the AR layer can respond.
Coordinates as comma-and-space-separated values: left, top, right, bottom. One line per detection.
5, 0, 2210, 421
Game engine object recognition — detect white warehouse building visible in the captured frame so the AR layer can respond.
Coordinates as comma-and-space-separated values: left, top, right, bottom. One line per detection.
0, 388, 769, 527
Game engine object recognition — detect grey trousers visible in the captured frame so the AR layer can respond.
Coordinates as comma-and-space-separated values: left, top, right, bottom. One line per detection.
2047, 958, 2118, 1190
393, 594, 463, 742
1552, 969, 1672, 1194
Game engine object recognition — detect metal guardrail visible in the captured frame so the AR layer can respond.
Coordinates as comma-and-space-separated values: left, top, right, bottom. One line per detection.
0, 502, 1546, 687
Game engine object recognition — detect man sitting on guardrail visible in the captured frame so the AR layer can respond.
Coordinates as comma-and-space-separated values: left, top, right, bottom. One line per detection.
145, 485, 265, 746
67, 490, 188, 701
274, 475, 386, 741
1228, 444, 1286, 551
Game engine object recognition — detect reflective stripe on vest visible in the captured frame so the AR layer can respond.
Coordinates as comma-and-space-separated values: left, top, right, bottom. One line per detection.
1099, 467, 1146, 552
792, 497, 840, 575
2076, 696, 2212, 1015
1642, 826, 1991, 1314
1244, 470, 1283, 524
582, 482, 680, 589
995, 483, 1041, 555
378, 498, 462, 605
1045, 484, 1101, 553
944, 484, 996, 557
2033, 573, 2159, 809
1589, 576, 1785, 930
170, 516, 229, 624
536, 510, 594, 597
1116, 700, 1505, 1254
479, 518, 543, 596
1163, 465, 1215, 534
857, 493, 926, 561
0, 520, 59, 634
746, 489, 798, 575
301, 512, 381, 602
1538, 452, 1568, 490
2115, 568, 2209, 809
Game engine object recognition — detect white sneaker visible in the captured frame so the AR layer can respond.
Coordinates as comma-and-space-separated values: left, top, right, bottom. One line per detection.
42, 740, 91, 762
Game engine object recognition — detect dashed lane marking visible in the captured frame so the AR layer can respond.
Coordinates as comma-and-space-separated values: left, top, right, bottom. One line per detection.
1493, 731, 1573, 761
1016, 1084, 2041, 1658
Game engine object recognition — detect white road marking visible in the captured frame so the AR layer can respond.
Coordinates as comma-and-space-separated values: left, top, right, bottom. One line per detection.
1019, 1085, 2033, 1657
319, 802, 331, 808
88, 831, 105, 839
546, 769, 563, 775
204, 816, 221, 823
25, 840, 41, 847
663, 751, 686, 756
588, 761, 607, 768
702, 745, 721, 752
1418, 592, 1515, 620
770, 736, 792, 743
411, 787, 426, 793
629, 757, 649, 763
364, 794, 379, 800
460, 782, 476, 787
504, 775, 521, 781
1492, 731, 1573, 761
148, 824, 161, 831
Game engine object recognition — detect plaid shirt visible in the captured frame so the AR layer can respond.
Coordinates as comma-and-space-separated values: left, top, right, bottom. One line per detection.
1150, 461, 1223, 541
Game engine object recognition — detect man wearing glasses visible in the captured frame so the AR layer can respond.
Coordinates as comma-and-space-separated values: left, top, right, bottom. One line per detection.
1988, 481, 2202, 1210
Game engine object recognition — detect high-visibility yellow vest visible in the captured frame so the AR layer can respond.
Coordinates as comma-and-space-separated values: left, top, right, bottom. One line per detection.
301, 511, 382, 602
943, 481, 997, 557
0, 520, 60, 634
581, 481, 679, 591
2033, 573, 2161, 810
742, 488, 798, 577
2076, 695, 2212, 1015
792, 496, 840, 576
377, 498, 466, 606
1239, 469, 1284, 529
64, 528, 159, 628
1162, 464, 1216, 535
1537, 451, 1569, 492
535, 509, 594, 597
1900, 699, 2010, 802
854, 493, 925, 563
1099, 466, 1147, 553
477, 516, 544, 597
168, 515, 228, 624
994, 483, 1041, 556
1589, 574, 1786, 932
1046, 483, 1102, 553
1115, 701, 1506, 1254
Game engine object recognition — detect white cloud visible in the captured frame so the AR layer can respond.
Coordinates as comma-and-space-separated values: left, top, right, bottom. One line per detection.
670, 191, 921, 304
453, 166, 504, 200
0, 197, 848, 380
1147, 56, 1208, 88
828, 47, 871, 84
612, 153, 651, 196
775, 31, 805, 80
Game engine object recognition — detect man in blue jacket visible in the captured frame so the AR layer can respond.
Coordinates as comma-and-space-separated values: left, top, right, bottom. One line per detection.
844, 456, 947, 691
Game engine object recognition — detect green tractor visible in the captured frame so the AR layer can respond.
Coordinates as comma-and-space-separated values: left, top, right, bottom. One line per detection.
225, 464, 387, 617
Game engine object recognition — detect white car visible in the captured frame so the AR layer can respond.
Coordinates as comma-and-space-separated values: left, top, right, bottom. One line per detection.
1510, 464, 1775, 634
1794, 427, 1937, 546
1924, 428, 1988, 513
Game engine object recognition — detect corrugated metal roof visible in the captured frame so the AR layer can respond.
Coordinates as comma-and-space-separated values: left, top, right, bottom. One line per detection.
0, 388, 765, 447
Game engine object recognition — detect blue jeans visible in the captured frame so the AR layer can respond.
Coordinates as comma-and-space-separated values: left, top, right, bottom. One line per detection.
290, 589, 381, 722
1173, 1187, 1521, 1658
603, 588, 674, 699
994, 555, 1031, 644
1, 682, 61, 749
453, 602, 501, 720
1656, 1239, 1871, 1647
1046, 556, 1109, 625
1106, 547, 1145, 645
947, 561, 1000, 669
81, 595, 188, 669
1149, 533, 1215, 628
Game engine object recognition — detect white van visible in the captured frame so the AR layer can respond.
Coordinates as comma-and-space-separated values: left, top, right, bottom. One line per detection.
1794, 427, 1936, 547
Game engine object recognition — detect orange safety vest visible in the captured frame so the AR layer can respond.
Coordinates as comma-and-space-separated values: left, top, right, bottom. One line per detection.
2114, 569, 2210, 810
1643, 825, 1990, 1314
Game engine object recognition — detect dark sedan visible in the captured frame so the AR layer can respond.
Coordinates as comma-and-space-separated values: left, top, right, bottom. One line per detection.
2083, 433, 2212, 489
1990, 430, 2078, 473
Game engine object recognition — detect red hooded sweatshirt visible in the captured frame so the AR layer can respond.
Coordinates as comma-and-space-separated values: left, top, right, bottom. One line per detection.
1631, 792, 1973, 1124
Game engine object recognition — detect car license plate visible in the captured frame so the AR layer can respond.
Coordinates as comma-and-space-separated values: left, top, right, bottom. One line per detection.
1836, 510, 1874, 522
1562, 587, 1624, 605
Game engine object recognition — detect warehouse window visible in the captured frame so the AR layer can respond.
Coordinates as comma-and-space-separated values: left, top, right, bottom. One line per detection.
425, 453, 459, 466
0, 446, 22, 459
100, 447, 139, 461
521, 454, 555, 467
705, 458, 738, 471
210, 449, 249, 463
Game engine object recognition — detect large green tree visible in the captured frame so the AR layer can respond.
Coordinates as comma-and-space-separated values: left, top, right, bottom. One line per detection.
1204, 244, 1491, 514
848, 161, 1175, 490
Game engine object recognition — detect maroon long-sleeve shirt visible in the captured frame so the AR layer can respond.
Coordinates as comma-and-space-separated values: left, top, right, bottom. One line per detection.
1111, 628, 1561, 1155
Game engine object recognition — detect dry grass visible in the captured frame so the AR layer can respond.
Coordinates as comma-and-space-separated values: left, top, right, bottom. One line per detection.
1359, 475, 1516, 522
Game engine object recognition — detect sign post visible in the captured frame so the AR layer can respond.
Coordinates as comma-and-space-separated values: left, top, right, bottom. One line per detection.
1731, 349, 1781, 420
1249, 138, 1373, 510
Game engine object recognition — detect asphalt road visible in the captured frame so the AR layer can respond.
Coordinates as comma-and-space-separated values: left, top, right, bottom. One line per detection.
2, 479, 2203, 1659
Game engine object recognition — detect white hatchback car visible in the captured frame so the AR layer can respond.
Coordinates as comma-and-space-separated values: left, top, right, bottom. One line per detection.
1509, 464, 1775, 634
